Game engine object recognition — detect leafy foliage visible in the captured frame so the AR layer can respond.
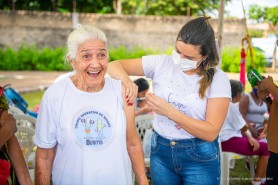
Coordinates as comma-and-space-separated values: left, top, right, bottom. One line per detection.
221, 46, 267, 73
109, 46, 159, 61
121, 0, 223, 16
249, 5, 278, 26
0, 0, 229, 16
0, 45, 70, 71
0, 45, 268, 73
248, 29, 264, 38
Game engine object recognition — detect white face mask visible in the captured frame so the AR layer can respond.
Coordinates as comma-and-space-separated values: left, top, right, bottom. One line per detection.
172, 50, 201, 71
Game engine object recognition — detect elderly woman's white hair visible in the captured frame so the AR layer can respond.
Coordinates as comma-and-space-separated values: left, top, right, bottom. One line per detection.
65, 24, 107, 63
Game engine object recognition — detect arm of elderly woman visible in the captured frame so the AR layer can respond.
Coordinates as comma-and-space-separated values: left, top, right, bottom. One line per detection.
122, 84, 149, 185
35, 146, 55, 185
0, 110, 32, 185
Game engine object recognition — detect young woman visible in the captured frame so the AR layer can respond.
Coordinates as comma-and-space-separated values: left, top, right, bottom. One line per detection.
108, 17, 231, 185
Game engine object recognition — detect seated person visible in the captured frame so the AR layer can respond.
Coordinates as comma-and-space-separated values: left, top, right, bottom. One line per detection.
134, 78, 152, 116
239, 85, 268, 139
220, 80, 269, 185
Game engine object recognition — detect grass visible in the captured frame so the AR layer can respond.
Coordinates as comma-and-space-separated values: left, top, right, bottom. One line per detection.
21, 90, 45, 111
229, 158, 257, 185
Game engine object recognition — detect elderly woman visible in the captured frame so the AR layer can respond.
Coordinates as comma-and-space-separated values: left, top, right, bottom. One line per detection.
34, 25, 148, 185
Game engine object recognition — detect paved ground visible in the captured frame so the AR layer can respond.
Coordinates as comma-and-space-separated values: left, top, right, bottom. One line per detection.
1, 70, 278, 93
0, 71, 66, 93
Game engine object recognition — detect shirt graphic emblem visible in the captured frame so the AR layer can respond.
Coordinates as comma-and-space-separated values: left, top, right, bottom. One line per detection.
74, 110, 112, 148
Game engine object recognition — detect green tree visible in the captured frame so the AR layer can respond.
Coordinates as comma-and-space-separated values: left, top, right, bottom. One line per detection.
1, 0, 229, 16
121, 0, 224, 16
248, 5, 278, 70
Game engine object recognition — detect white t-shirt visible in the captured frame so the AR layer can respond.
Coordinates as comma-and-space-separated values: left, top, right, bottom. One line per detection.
142, 54, 231, 139
34, 77, 132, 185
219, 102, 245, 142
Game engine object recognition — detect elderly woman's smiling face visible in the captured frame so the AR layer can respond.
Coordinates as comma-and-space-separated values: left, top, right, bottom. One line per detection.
70, 39, 108, 92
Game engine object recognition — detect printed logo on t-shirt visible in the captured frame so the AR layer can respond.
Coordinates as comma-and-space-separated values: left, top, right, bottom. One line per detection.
73, 109, 112, 148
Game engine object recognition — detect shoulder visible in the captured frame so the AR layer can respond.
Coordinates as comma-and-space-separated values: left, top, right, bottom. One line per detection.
105, 77, 122, 92
46, 78, 68, 95
105, 77, 124, 104
142, 54, 174, 77
142, 54, 172, 66
142, 54, 171, 61
210, 68, 230, 86
214, 68, 229, 79
240, 93, 250, 105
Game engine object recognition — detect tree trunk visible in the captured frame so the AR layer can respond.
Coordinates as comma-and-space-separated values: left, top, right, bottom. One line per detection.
73, 0, 76, 13
113, 0, 122, 15
186, 7, 190, 16
52, 0, 57, 12
217, 0, 226, 68
12, 0, 15, 11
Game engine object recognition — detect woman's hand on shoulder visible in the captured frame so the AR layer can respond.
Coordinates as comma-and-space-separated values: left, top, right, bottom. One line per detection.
122, 79, 138, 105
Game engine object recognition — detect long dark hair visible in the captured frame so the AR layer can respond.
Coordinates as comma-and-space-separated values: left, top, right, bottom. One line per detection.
177, 17, 219, 98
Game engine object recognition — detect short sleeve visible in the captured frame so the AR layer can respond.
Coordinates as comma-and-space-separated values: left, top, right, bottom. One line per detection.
34, 86, 58, 148
142, 55, 170, 79
208, 69, 231, 99
229, 103, 246, 130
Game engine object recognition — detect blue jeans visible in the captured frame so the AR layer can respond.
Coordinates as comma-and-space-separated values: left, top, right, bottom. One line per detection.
150, 131, 220, 185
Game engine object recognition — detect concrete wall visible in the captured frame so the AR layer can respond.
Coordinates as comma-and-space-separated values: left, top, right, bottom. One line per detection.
0, 10, 247, 51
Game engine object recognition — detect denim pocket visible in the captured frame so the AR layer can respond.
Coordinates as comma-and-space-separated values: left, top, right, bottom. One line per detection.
188, 141, 218, 162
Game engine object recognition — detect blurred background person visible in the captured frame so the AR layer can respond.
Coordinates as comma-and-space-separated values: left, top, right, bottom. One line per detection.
257, 75, 278, 185
239, 86, 268, 139
134, 78, 152, 116
220, 80, 269, 185
0, 86, 32, 185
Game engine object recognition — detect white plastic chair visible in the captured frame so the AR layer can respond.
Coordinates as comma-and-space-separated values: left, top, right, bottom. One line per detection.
13, 114, 36, 169
8, 105, 26, 115
135, 114, 154, 168
219, 139, 256, 185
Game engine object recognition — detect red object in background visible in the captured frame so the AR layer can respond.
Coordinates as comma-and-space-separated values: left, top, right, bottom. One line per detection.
0, 87, 4, 96
240, 48, 246, 87
0, 159, 10, 185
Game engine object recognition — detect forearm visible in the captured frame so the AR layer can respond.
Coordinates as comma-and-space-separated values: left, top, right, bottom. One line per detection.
267, 84, 278, 102
169, 109, 220, 142
247, 124, 258, 137
108, 61, 131, 81
7, 136, 32, 185
127, 141, 148, 185
35, 161, 52, 185
241, 130, 252, 140
0, 128, 13, 147
35, 147, 55, 185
